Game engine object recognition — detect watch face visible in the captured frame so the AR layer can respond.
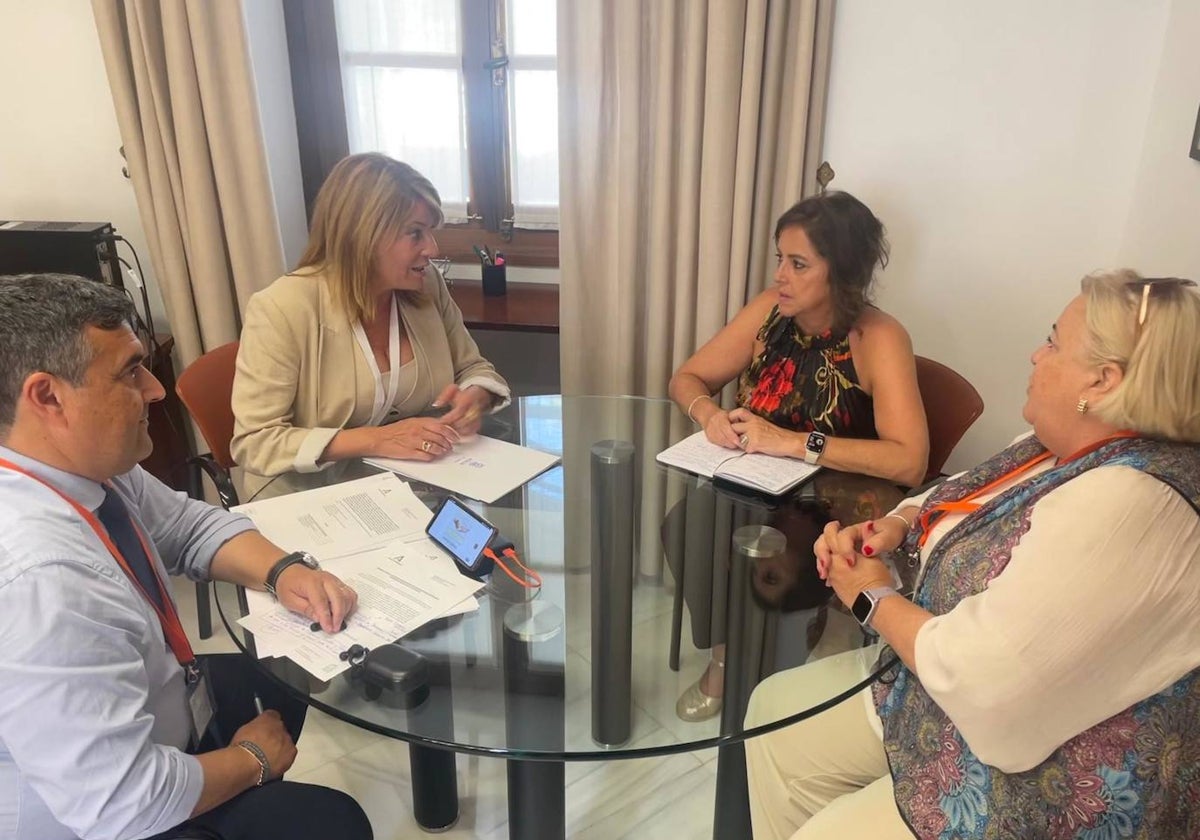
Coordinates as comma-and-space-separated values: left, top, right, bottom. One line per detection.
807, 432, 827, 455
851, 591, 873, 624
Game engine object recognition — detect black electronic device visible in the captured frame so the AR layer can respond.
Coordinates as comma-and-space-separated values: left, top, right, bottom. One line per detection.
344, 643, 430, 708
0, 220, 122, 287
425, 496, 499, 579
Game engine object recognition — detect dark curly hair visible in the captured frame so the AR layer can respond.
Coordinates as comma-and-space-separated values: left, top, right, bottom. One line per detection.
774, 191, 890, 334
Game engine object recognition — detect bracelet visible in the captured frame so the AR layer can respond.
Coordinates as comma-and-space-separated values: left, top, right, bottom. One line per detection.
236, 740, 270, 787
883, 512, 912, 531
686, 394, 713, 423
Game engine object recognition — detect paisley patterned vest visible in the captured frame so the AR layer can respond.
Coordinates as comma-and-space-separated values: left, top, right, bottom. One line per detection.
873, 434, 1200, 839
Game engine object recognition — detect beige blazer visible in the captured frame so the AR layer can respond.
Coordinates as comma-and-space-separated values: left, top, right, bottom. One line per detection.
231, 267, 509, 499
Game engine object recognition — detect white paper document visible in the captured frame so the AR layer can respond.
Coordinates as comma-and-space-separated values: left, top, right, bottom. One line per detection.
231, 472, 432, 557
365, 434, 560, 503
656, 431, 820, 495
237, 539, 484, 680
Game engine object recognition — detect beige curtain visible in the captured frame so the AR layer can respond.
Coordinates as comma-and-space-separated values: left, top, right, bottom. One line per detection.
92, 0, 285, 365
558, 1, 833, 592
558, 0, 833, 396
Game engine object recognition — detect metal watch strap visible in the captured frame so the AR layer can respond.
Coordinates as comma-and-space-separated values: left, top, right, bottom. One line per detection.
862, 586, 899, 631
235, 739, 270, 786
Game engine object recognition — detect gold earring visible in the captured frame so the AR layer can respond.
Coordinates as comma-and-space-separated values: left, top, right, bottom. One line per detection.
1076, 397, 1088, 414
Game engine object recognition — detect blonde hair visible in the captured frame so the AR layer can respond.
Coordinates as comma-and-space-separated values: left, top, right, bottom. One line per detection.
1081, 269, 1200, 442
296, 153, 443, 322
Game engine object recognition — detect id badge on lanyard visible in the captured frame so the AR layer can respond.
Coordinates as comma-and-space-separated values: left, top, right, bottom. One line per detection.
186, 660, 217, 748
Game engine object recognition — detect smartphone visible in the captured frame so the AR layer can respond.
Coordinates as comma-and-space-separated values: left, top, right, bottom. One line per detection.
425, 496, 498, 578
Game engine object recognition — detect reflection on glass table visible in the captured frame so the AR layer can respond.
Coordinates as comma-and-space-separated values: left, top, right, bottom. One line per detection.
217, 396, 905, 840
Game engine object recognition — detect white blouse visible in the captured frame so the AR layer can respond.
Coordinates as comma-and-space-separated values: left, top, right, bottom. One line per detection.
868, 453, 1200, 773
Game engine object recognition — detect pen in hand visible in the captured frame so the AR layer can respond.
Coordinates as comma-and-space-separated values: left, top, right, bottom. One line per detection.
253, 693, 265, 716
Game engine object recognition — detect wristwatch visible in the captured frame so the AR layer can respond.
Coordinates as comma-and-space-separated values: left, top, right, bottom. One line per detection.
804, 431, 827, 465
265, 551, 320, 597
851, 586, 899, 633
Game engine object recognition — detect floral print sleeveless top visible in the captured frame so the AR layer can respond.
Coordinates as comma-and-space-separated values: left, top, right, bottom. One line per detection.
736, 305, 876, 438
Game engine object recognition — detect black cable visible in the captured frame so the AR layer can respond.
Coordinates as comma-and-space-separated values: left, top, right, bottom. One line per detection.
114, 256, 158, 354
112, 236, 159, 350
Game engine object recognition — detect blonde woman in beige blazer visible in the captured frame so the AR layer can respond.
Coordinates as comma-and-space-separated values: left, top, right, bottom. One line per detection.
231, 154, 510, 500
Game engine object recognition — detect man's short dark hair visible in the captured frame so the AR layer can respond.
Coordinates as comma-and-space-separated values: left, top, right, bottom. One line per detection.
0, 274, 136, 428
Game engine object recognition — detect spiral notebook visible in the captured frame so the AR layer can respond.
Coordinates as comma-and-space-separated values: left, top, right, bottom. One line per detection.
656, 431, 820, 496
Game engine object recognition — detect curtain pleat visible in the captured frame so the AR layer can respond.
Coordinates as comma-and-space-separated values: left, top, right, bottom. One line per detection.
558, 0, 833, 585
92, 0, 286, 365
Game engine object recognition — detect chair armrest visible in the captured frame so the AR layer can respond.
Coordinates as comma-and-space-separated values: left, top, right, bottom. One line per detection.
188, 454, 241, 510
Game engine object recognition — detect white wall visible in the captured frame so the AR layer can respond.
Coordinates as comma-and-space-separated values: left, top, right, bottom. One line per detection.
1117, 0, 1200, 278
822, 0, 1172, 470
0, 0, 166, 327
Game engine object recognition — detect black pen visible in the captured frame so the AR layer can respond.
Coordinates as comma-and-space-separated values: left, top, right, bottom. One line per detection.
310, 619, 349, 632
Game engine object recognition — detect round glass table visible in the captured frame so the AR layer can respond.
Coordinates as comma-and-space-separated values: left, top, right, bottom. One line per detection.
216, 396, 905, 839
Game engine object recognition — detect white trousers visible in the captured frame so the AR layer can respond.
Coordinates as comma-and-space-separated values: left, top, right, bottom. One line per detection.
744, 648, 915, 839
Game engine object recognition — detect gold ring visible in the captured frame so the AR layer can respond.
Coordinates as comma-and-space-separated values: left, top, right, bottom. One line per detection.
738, 434, 749, 448
421, 440, 433, 453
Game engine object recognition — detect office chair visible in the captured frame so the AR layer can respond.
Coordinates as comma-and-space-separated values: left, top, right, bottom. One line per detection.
175, 341, 241, 638
914, 355, 985, 481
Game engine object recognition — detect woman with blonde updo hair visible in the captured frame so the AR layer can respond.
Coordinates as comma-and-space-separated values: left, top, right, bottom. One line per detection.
232, 153, 509, 500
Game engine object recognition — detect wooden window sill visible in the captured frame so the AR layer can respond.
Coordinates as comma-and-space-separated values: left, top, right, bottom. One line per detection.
447, 280, 559, 333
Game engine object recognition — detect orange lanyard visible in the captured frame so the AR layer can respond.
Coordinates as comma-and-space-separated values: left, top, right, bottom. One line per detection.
0, 459, 199, 681
915, 432, 1138, 548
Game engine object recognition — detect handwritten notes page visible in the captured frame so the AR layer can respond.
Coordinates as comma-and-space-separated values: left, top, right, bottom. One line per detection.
656, 431, 820, 495
366, 434, 560, 503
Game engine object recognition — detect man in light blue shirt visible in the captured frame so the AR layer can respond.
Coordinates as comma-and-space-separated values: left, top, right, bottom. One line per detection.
0, 274, 372, 840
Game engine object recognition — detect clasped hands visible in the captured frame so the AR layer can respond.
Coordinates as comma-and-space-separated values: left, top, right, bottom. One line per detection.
814, 515, 908, 608
704, 406, 797, 456
371, 384, 492, 461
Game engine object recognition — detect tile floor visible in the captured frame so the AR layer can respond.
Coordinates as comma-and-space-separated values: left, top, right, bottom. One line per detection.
173, 576, 723, 840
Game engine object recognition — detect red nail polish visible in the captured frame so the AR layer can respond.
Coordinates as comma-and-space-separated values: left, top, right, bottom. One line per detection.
863, 546, 874, 556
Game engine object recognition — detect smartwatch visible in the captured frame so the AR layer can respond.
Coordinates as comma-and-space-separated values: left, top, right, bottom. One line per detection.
804, 431, 827, 465
265, 551, 320, 597
851, 586, 899, 633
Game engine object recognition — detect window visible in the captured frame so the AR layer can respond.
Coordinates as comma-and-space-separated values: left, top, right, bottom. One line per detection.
285, 0, 560, 266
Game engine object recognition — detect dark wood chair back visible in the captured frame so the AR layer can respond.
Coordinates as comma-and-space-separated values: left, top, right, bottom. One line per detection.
915, 355, 985, 479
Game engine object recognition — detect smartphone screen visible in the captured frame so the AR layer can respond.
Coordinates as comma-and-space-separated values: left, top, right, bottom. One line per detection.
426, 497, 497, 573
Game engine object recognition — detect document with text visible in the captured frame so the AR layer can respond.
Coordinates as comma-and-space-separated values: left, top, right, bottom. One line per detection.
237, 538, 484, 680
231, 472, 432, 559
366, 434, 560, 503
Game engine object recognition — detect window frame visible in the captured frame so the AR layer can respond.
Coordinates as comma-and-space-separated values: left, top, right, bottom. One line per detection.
283, 0, 559, 268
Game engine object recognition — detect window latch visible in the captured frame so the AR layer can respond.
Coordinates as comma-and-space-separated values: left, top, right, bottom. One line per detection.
485, 55, 508, 87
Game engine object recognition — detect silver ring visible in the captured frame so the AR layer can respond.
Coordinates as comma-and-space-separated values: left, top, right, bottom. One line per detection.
421, 440, 433, 453
738, 434, 749, 448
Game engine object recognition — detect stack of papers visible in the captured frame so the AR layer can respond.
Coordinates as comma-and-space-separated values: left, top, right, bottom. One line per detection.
230, 473, 484, 680
366, 434, 560, 503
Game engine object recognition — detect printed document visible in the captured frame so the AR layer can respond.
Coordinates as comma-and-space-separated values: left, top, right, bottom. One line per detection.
366, 434, 560, 503
656, 431, 820, 495
237, 538, 483, 679
231, 472, 431, 558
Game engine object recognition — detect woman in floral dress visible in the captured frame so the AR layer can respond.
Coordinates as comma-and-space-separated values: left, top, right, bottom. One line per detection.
668, 191, 928, 720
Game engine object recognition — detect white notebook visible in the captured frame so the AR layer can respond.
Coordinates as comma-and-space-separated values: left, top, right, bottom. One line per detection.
655, 431, 820, 495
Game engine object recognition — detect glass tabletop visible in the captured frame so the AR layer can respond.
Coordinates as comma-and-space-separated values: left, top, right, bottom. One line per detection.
216, 395, 905, 761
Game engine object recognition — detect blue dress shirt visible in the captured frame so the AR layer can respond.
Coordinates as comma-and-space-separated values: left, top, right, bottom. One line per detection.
0, 446, 255, 840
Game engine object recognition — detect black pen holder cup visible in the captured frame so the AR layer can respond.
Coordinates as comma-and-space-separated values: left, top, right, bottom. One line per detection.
482, 263, 507, 297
